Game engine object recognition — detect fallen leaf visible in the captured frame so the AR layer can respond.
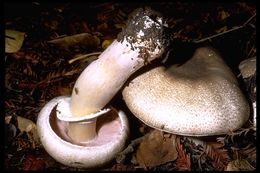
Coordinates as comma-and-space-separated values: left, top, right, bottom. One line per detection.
17, 116, 36, 133
96, 22, 109, 32
5, 116, 19, 144
135, 130, 178, 168
238, 57, 256, 79
58, 86, 72, 95
217, 10, 230, 21
48, 33, 100, 50
16, 116, 40, 146
5, 115, 13, 124
5, 29, 25, 53
215, 26, 228, 33
225, 159, 255, 171
68, 52, 100, 64
102, 39, 114, 49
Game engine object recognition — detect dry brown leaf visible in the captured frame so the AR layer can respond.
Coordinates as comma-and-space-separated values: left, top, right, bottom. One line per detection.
215, 26, 228, 33
5, 29, 26, 53
40, 68, 80, 85
48, 33, 100, 50
68, 52, 100, 64
96, 22, 109, 32
217, 10, 230, 21
225, 159, 255, 171
5, 115, 13, 124
102, 39, 114, 49
135, 130, 178, 168
5, 115, 40, 149
238, 56, 256, 78
58, 87, 72, 95
16, 116, 40, 146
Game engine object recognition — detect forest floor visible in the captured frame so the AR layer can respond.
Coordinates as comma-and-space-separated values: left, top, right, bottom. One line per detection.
4, 2, 256, 171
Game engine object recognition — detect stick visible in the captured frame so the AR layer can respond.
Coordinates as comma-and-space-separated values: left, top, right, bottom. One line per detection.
68, 52, 102, 64
193, 13, 256, 43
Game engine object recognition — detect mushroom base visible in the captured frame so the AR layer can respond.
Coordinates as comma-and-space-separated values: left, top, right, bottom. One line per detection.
37, 96, 129, 168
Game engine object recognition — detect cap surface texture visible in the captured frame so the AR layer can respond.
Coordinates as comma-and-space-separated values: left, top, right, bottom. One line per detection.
122, 47, 249, 136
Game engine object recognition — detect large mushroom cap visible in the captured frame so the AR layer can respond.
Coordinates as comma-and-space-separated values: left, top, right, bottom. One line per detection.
122, 47, 250, 136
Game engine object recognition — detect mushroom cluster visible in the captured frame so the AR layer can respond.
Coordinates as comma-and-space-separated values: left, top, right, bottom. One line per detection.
122, 47, 250, 136
37, 6, 249, 169
37, 7, 171, 168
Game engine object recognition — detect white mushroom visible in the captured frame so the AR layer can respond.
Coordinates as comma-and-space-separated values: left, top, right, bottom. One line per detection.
37, 96, 129, 168
65, 7, 170, 143
122, 47, 250, 136
70, 7, 169, 116
37, 7, 170, 168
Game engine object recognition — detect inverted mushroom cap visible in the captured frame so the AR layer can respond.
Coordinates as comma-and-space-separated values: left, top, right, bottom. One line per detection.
122, 47, 250, 136
37, 96, 129, 168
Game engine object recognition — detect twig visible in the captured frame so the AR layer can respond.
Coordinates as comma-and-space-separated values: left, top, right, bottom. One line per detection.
193, 12, 256, 43
242, 12, 256, 27
193, 26, 242, 43
115, 132, 151, 164
68, 52, 102, 64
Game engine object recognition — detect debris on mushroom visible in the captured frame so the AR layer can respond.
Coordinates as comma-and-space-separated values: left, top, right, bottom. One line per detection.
122, 47, 250, 136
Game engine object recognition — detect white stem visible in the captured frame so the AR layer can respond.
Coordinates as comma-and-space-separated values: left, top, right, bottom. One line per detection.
56, 97, 111, 143
62, 7, 170, 143
69, 7, 170, 116
68, 118, 97, 143
70, 40, 145, 116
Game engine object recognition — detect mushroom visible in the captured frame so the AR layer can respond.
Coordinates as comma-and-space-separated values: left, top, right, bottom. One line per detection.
37, 96, 129, 168
37, 7, 171, 168
122, 47, 250, 136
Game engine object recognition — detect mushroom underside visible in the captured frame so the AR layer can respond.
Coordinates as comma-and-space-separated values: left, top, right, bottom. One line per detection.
50, 105, 123, 147
37, 96, 129, 168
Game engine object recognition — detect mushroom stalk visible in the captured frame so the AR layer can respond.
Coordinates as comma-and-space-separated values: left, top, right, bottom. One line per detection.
68, 119, 97, 142
70, 9, 170, 116
59, 7, 170, 143
70, 40, 152, 115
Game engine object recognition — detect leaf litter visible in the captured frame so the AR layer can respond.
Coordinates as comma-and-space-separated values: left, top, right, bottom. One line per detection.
5, 2, 256, 171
